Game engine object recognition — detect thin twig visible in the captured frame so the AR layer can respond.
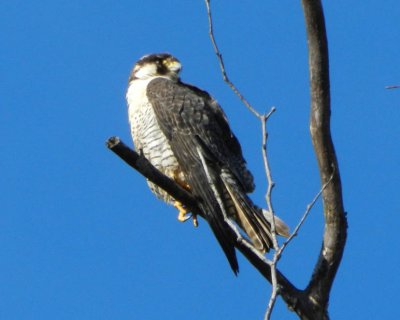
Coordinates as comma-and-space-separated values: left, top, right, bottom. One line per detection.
204, 2, 280, 318
196, 146, 230, 221
264, 252, 278, 320
264, 159, 334, 320
385, 85, 400, 89
268, 172, 334, 319
197, 146, 273, 267
204, 0, 261, 118
261, 107, 279, 251
261, 108, 280, 320
277, 172, 334, 257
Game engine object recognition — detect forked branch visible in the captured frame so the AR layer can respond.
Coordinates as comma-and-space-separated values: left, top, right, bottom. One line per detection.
202, 0, 347, 319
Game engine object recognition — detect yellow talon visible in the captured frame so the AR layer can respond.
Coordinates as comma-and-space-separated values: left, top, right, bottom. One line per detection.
192, 213, 198, 227
175, 201, 190, 222
174, 201, 198, 227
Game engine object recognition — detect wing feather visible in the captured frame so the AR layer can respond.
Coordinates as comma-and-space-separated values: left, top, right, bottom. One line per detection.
146, 77, 288, 271
147, 77, 239, 272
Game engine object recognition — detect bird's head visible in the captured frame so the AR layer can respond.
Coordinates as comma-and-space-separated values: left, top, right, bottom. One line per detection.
129, 53, 182, 82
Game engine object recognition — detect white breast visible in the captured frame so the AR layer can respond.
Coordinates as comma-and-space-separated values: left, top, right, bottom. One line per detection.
126, 78, 182, 203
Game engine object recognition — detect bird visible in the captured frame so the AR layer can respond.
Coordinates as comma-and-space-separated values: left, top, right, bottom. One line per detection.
126, 53, 289, 273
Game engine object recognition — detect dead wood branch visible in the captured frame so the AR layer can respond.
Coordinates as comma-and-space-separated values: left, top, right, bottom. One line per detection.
201, 0, 348, 318
301, 1, 348, 317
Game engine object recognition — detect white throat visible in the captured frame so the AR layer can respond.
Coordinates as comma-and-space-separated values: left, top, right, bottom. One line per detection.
133, 64, 158, 80
126, 77, 153, 110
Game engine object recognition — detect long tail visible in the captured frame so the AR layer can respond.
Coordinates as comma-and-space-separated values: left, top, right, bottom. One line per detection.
207, 214, 239, 274
186, 164, 239, 274
221, 171, 289, 253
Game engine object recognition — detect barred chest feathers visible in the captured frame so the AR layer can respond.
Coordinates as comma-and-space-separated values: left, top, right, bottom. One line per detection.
126, 77, 184, 204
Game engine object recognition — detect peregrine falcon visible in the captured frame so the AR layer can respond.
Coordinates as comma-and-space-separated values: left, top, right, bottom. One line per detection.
126, 53, 288, 273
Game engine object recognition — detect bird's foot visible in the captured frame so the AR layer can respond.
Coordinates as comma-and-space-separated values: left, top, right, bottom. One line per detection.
192, 213, 198, 227
175, 200, 190, 222
174, 201, 198, 227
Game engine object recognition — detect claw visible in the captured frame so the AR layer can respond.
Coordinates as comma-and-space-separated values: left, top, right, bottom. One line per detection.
174, 201, 198, 227
192, 213, 198, 227
175, 201, 190, 222
171, 171, 197, 226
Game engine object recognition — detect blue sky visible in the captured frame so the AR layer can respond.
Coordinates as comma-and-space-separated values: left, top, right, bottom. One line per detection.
1, 1, 399, 319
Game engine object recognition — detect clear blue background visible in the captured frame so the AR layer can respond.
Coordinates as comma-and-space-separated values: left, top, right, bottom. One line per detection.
1, 1, 399, 319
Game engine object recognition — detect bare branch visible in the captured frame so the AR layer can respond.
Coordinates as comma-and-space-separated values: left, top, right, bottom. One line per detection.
196, 146, 231, 222
204, 2, 313, 318
106, 137, 202, 217
203, 5, 286, 316
203, 3, 284, 316
265, 167, 333, 320
260, 108, 280, 320
277, 173, 334, 258
301, 0, 347, 315
385, 85, 400, 89
204, 0, 261, 118
260, 108, 279, 251
203, 1, 347, 318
